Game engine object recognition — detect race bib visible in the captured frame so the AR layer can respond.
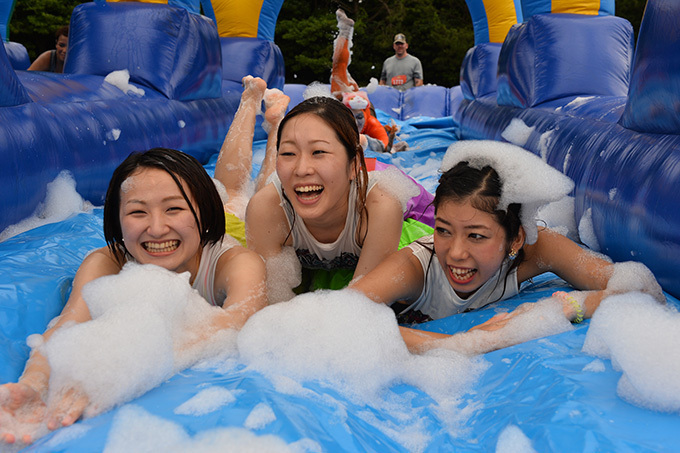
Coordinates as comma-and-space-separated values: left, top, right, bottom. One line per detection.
391, 75, 407, 86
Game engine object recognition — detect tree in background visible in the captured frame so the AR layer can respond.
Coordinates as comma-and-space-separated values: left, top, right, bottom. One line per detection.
9, 0, 647, 88
275, 0, 474, 88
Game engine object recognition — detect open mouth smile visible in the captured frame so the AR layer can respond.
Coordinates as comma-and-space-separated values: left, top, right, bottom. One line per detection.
294, 184, 324, 201
143, 240, 179, 253
448, 266, 476, 284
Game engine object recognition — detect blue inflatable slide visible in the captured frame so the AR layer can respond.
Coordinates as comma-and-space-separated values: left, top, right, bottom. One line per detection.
1, 0, 679, 451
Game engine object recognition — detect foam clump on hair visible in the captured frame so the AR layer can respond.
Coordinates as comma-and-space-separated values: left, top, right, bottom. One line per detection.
583, 293, 680, 413
302, 82, 334, 100
42, 263, 238, 418
440, 140, 574, 244
369, 166, 420, 213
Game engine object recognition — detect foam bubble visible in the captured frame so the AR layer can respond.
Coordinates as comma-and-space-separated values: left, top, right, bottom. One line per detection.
369, 166, 420, 213
501, 118, 535, 147
0, 171, 94, 242
104, 69, 145, 96
496, 424, 537, 453
43, 263, 238, 417
237, 289, 489, 451
244, 402, 276, 430
104, 405, 297, 453
174, 387, 237, 416
583, 293, 680, 413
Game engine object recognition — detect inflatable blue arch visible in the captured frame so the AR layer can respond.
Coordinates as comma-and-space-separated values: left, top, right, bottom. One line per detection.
1, 0, 679, 451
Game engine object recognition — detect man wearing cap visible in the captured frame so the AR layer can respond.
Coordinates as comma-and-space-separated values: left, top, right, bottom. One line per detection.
379, 33, 423, 91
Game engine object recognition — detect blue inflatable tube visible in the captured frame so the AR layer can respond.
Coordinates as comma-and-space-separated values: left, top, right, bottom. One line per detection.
0, 2, 284, 234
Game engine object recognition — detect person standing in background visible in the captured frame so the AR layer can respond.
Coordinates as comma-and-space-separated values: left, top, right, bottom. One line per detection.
379, 33, 423, 91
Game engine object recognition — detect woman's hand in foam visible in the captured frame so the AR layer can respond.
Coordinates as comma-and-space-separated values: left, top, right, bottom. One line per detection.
468, 303, 536, 332
0, 382, 47, 445
46, 386, 90, 431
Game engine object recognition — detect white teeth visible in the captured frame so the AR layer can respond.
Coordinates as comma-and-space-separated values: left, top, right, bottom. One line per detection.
144, 240, 179, 253
450, 267, 475, 280
295, 185, 323, 193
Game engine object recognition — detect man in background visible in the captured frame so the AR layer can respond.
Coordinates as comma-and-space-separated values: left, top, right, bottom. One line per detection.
379, 33, 423, 91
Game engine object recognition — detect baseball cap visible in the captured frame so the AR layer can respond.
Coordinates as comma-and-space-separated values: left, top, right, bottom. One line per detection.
393, 33, 406, 44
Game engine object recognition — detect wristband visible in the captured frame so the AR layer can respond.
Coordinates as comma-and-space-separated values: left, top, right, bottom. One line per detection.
553, 291, 584, 324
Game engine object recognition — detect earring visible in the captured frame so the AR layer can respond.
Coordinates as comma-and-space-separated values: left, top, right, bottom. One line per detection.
508, 249, 518, 261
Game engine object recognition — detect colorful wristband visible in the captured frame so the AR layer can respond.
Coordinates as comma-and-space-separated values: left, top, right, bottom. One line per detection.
553, 291, 584, 324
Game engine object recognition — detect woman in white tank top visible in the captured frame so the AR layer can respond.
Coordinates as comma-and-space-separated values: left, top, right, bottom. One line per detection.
352, 141, 665, 353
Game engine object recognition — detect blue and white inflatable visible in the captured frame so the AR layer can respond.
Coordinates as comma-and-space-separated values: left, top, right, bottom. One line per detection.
1, 0, 679, 451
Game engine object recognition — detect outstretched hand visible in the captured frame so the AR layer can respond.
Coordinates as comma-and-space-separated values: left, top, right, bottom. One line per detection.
0, 382, 47, 445
46, 386, 90, 431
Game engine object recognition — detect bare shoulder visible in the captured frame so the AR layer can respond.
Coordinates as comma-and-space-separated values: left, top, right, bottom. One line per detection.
27, 51, 51, 71
365, 184, 403, 215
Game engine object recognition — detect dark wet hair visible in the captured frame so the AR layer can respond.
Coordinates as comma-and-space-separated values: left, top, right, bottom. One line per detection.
103, 147, 225, 265
435, 161, 524, 259
55, 25, 69, 40
276, 96, 371, 244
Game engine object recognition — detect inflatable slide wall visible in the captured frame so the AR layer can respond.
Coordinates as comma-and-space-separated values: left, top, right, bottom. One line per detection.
0, 0, 284, 234
455, 0, 680, 298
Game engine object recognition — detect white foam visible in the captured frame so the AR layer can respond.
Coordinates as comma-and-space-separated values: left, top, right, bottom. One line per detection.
106, 129, 121, 141
42, 263, 238, 418
369, 166, 420, 213
174, 387, 237, 416
104, 405, 297, 453
243, 402, 276, 430
433, 298, 574, 356
440, 141, 575, 244
583, 293, 680, 413
237, 289, 489, 451
577, 208, 600, 251
0, 170, 94, 242
364, 77, 379, 93
582, 359, 605, 373
302, 82, 333, 100
501, 118, 535, 147
263, 246, 302, 304
606, 262, 664, 303
564, 96, 595, 109
537, 196, 578, 241
104, 69, 145, 96
496, 424, 537, 453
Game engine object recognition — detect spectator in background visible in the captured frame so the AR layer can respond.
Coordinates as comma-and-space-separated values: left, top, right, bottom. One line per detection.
379, 33, 423, 91
28, 25, 68, 73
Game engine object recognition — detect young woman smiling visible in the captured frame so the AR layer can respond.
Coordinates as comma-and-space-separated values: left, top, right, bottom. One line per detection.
0, 148, 267, 445
243, 96, 409, 298
351, 141, 665, 352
